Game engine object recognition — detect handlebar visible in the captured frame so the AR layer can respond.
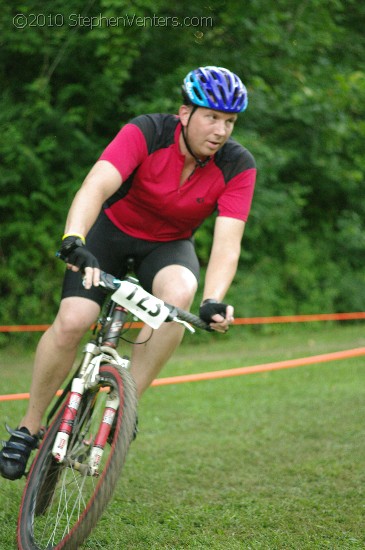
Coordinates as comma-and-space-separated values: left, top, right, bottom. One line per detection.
98, 271, 211, 332
165, 305, 211, 331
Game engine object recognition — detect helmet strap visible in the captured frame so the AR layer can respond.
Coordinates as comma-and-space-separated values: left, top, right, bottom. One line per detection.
181, 106, 211, 168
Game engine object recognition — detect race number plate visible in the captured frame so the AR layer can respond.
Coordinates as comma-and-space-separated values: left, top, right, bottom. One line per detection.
111, 281, 171, 329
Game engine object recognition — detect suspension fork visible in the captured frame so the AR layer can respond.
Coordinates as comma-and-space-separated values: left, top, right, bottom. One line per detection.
51, 343, 100, 463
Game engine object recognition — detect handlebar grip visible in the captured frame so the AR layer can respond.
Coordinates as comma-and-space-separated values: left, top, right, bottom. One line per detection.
172, 307, 211, 331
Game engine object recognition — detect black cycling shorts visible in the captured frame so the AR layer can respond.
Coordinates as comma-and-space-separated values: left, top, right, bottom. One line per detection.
61, 210, 200, 306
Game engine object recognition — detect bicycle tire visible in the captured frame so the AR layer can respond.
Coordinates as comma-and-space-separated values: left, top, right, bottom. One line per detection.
17, 364, 137, 550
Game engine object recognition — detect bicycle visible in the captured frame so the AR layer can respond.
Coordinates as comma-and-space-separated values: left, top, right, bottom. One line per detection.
16, 270, 209, 550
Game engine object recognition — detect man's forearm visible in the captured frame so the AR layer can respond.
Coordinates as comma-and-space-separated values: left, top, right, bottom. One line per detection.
64, 187, 103, 238
202, 251, 239, 302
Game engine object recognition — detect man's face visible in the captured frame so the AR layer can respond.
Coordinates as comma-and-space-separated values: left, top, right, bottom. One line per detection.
180, 106, 238, 158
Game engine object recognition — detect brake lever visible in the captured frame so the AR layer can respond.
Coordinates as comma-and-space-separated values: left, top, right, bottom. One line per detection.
164, 305, 196, 333
171, 317, 195, 333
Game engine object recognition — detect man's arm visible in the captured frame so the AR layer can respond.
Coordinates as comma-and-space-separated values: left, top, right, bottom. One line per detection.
62, 160, 123, 288
64, 160, 122, 236
201, 216, 245, 332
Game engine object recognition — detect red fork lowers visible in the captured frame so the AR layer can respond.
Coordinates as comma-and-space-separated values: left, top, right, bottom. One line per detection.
89, 394, 120, 476
52, 378, 85, 462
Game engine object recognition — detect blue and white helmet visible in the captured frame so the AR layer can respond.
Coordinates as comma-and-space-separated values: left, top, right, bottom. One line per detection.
182, 66, 248, 113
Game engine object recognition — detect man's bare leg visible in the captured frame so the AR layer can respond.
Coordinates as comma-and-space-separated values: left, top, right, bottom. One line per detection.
20, 297, 100, 435
130, 265, 198, 397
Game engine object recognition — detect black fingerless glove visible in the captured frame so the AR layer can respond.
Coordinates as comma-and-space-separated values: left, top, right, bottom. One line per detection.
57, 235, 99, 271
199, 299, 228, 323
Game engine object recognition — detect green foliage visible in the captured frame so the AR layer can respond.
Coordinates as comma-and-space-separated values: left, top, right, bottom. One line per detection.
0, 0, 364, 325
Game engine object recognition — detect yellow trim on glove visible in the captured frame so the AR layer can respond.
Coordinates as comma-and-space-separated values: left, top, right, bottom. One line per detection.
62, 233, 86, 244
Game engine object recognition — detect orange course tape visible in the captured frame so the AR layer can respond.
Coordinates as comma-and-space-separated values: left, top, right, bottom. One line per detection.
151, 346, 365, 386
0, 312, 364, 332
233, 312, 365, 324
1, 347, 364, 402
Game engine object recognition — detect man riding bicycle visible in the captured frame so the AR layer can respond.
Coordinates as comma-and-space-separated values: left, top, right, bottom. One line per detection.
0, 66, 257, 480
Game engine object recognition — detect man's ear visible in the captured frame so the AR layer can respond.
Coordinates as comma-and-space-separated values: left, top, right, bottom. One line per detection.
179, 104, 193, 127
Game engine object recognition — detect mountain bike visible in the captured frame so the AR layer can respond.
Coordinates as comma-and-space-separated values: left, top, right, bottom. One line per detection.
17, 271, 208, 550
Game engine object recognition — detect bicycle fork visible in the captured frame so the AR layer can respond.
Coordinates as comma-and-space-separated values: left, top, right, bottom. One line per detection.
51, 345, 120, 476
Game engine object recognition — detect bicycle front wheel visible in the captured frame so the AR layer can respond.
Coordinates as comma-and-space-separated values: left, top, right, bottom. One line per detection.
17, 364, 137, 550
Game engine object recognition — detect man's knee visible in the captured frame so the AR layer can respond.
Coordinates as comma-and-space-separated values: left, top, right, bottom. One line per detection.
52, 297, 100, 347
152, 265, 198, 309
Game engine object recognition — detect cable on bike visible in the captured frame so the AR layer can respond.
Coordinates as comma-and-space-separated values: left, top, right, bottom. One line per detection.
120, 324, 154, 345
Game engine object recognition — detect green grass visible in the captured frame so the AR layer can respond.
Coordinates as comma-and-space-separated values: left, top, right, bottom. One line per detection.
0, 324, 364, 549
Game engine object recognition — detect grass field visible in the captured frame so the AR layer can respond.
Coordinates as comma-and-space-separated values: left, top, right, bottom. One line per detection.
0, 323, 364, 549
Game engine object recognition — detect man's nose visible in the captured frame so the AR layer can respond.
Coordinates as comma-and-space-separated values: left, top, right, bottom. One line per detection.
214, 120, 227, 136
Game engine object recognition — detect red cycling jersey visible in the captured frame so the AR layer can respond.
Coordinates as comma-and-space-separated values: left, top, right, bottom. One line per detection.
99, 114, 256, 242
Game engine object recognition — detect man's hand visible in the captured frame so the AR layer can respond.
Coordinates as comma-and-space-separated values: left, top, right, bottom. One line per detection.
199, 299, 234, 333
57, 235, 100, 289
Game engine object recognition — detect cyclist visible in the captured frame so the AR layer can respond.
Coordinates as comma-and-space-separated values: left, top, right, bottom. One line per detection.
0, 66, 257, 480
